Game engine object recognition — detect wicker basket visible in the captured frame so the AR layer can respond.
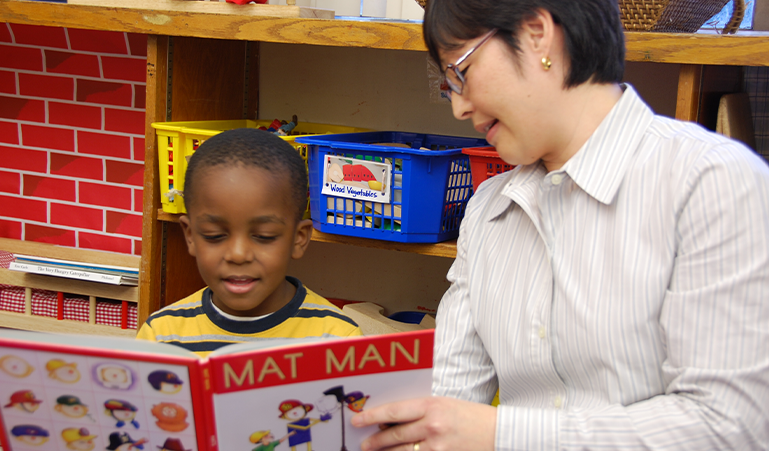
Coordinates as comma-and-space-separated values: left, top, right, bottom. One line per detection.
415, 0, 744, 34
619, 0, 743, 33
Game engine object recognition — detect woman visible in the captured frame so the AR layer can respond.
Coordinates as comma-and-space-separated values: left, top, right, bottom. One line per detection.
352, 0, 769, 450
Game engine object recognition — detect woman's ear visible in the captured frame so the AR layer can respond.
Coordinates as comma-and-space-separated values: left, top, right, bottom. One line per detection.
519, 8, 555, 57
291, 218, 314, 259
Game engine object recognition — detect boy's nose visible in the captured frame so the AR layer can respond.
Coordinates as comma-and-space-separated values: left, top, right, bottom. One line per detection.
225, 236, 252, 264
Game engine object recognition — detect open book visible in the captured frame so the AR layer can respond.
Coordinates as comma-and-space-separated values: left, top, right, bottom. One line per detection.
0, 328, 433, 451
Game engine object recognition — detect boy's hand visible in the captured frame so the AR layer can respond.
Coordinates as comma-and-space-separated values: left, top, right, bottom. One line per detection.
350, 396, 496, 451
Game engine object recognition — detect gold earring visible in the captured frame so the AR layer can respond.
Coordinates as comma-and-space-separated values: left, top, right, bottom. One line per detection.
542, 56, 552, 71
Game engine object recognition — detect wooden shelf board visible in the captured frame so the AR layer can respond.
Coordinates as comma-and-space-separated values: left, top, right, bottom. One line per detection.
158, 209, 457, 259
2, 0, 769, 65
0, 311, 136, 338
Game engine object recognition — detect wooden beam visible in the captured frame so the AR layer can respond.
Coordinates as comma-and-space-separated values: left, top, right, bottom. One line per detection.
140, 35, 168, 326
676, 64, 703, 122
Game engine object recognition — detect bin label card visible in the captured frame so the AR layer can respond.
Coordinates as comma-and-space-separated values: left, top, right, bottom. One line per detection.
321, 156, 391, 203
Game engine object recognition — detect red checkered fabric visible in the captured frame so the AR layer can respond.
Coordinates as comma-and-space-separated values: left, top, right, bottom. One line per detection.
0, 250, 13, 269
30, 289, 59, 318
62, 295, 90, 323
0, 285, 137, 330
0, 286, 27, 313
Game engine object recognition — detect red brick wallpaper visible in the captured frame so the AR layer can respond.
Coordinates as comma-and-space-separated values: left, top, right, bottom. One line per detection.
0, 24, 146, 255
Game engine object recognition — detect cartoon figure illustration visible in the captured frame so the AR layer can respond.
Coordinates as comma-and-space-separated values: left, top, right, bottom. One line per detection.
147, 369, 183, 394
11, 425, 50, 446
46, 358, 81, 383
321, 386, 369, 451
104, 399, 140, 428
249, 430, 295, 451
55, 395, 93, 419
279, 399, 331, 451
343, 391, 370, 413
94, 363, 134, 389
61, 427, 97, 451
157, 438, 191, 451
150, 402, 188, 432
105, 432, 147, 451
0, 354, 35, 378
4, 389, 43, 413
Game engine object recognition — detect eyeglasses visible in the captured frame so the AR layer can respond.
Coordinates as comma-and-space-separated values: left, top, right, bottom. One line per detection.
444, 28, 498, 98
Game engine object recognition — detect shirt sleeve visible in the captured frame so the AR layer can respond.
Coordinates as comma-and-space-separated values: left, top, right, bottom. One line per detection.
432, 204, 499, 405
135, 320, 157, 342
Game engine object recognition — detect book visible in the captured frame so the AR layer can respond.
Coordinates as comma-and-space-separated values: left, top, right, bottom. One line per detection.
8, 255, 139, 286
0, 328, 433, 451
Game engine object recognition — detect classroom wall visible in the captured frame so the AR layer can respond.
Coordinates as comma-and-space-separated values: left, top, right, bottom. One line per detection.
0, 24, 146, 255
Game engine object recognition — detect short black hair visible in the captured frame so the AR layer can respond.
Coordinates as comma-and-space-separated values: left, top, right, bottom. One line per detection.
183, 128, 308, 221
423, 0, 625, 88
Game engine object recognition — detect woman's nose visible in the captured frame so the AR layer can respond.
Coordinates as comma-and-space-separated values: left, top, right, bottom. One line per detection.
450, 91, 474, 121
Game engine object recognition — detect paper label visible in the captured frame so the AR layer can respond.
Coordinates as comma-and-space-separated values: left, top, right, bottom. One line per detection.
321, 155, 391, 204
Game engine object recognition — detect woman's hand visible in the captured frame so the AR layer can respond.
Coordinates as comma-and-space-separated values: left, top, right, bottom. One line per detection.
351, 396, 497, 451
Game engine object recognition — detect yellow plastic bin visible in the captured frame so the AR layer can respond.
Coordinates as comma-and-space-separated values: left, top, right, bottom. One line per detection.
151, 119, 371, 216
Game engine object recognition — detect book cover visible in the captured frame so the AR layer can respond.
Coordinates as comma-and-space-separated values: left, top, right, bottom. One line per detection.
0, 328, 433, 451
8, 255, 139, 286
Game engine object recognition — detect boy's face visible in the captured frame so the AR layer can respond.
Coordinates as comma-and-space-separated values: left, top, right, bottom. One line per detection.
180, 164, 312, 317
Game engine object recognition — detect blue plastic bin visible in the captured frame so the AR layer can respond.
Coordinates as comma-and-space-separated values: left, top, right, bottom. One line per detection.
296, 131, 487, 243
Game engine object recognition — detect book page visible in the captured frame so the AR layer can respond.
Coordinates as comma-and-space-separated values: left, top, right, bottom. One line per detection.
206, 330, 434, 451
0, 329, 205, 451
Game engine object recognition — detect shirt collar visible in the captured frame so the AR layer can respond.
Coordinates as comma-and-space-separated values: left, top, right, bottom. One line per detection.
560, 84, 654, 205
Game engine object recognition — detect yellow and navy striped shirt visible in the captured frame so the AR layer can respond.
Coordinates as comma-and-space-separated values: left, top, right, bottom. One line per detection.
136, 277, 361, 357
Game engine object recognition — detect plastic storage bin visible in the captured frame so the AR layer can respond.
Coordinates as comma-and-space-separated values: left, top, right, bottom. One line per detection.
151, 119, 370, 215
296, 131, 487, 243
462, 146, 515, 192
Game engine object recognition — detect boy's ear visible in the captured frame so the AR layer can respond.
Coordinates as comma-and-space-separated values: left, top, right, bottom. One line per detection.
291, 219, 314, 260
179, 215, 197, 257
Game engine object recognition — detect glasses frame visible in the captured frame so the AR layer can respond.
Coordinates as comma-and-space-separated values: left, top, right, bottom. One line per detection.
444, 28, 498, 97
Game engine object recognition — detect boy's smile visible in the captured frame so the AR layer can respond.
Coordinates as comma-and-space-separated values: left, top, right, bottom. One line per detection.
180, 164, 312, 317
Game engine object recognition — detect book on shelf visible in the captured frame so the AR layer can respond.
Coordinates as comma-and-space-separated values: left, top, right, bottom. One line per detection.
8, 254, 139, 286
0, 328, 433, 451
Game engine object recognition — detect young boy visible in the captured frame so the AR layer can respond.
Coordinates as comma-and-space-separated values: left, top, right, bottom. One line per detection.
137, 128, 361, 356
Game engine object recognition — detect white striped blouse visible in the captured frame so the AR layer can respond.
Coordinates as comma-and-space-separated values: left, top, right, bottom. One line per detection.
433, 85, 769, 450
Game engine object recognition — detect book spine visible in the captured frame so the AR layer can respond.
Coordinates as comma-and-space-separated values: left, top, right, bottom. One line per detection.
193, 360, 219, 451
9, 261, 124, 285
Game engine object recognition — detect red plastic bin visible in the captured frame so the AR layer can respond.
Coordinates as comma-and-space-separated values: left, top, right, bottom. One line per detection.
462, 146, 515, 192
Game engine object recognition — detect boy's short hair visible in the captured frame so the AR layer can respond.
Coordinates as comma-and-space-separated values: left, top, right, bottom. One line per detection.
183, 128, 308, 221
423, 0, 625, 88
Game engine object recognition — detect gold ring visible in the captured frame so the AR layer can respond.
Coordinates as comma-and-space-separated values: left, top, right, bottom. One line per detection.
413, 443, 421, 451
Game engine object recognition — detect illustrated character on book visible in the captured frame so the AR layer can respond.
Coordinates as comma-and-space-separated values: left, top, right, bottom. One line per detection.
151, 401, 189, 432
94, 362, 134, 390
61, 427, 97, 451
278, 399, 332, 451
104, 399, 140, 428
106, 431, 147, 451
148, 369, 184, 395
46, 358, 81, 383
158, 438, 191, 451
10, 424, 49, 446
55, 395, 94, 420
4, 389, 43, 413
249, 430, 295, 451
320, 386, 370, 451
0, 354, 34, 378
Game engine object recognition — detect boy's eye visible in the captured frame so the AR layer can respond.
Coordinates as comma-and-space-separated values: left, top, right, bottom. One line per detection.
201, 234, 225, 242
254, 235, 277, 242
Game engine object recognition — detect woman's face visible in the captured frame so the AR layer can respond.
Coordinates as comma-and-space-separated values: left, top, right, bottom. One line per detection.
440, 31, 562, 169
